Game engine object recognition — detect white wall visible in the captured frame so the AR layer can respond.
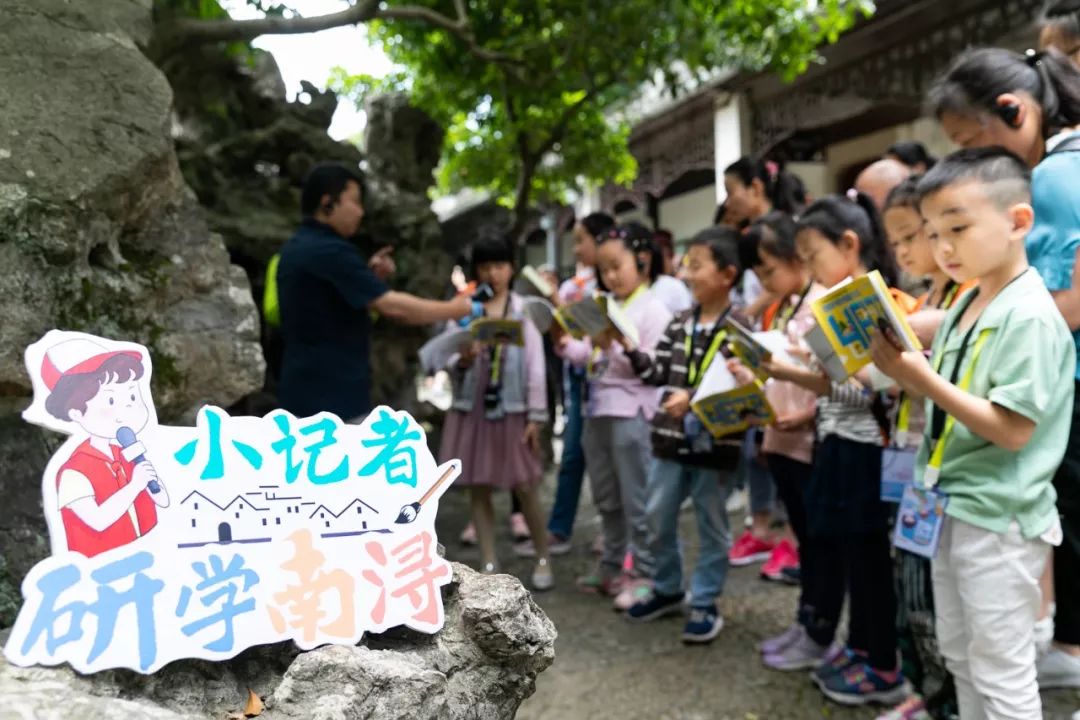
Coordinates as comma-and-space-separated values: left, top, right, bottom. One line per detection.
658, 184, 717, 242
786, 161, 830, 204
824, 117, 956, 192
714, 93, 749, 204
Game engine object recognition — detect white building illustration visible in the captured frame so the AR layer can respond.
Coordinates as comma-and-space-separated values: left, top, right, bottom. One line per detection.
178, 486, 381, 548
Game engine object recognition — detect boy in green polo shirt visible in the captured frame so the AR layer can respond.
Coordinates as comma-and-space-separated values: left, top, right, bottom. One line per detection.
871, 147, 1073, 720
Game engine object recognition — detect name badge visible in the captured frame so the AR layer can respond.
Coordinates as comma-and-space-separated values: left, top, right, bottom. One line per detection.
880, 446, 917, 503
892, 485, 949, 559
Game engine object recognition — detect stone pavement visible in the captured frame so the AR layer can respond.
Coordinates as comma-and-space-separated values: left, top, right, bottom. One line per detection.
435, 463, 1080, 720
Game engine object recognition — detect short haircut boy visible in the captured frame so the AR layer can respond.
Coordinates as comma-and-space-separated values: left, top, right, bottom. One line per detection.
916, 146, 1032, 210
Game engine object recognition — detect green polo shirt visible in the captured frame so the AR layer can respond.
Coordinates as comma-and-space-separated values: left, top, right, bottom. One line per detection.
915, 267, 1075, 538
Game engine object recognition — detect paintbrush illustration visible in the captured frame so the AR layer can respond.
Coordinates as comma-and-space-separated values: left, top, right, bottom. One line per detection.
395, 461, 459, 524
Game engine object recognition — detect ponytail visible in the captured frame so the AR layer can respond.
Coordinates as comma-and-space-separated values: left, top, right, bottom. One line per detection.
796, 192, 899, 287
724, 156, 807, 215
928, 46, 1080, 139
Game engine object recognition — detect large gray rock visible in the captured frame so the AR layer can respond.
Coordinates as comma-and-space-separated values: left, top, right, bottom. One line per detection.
0, 0, 264, 623
2, 563, 557, 719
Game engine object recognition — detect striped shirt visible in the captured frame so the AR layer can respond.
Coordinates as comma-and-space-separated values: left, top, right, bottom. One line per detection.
628, 307, 745, 468
816, 381, 885, 446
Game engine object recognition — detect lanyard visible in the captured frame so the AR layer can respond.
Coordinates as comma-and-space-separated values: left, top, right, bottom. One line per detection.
894, 280, 960, 447
768, 282, 812, 332
923, 324, 993, 486
939, 280, 960, 310
923, 270, 1027, 485
486, 292, 513, 387
685, 307, 732, 387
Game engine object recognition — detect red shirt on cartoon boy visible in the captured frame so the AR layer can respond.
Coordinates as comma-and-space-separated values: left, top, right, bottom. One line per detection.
56, 440, 158, 557
40, 338, 169, 557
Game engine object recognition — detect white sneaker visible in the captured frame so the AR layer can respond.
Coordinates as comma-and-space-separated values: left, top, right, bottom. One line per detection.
1037, 647, 1080, 689
531, 558, 555, 591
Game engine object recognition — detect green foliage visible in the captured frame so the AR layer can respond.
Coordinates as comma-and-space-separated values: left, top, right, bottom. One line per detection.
329, 0, 872, 220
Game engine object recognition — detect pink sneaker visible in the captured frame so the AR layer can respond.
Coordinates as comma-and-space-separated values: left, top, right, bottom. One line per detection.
730, 530, 775, 566
577, 568, 626, 597
612, 576, 653, 611
509, 512, 530, 541
460, 522, 477, 546
761, 539, 799, 581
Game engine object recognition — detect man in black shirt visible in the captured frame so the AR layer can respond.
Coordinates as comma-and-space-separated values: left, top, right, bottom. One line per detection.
277, 163, 470, 420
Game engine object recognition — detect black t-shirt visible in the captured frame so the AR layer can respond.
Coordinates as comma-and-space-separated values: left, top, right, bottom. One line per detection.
276, 219, 389, 419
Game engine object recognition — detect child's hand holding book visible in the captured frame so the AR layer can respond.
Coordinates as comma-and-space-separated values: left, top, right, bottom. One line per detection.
726, 357, 757, 386
661, 389, 692, 419
869, 328, 933, 396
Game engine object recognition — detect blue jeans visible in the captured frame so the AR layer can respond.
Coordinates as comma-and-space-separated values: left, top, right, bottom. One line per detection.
547, 369, 586, 539
647, 457, 733, 607
744, 430, 776, 516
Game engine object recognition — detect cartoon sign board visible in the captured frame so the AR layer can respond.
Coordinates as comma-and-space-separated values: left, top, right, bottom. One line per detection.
4, 330, 460, 674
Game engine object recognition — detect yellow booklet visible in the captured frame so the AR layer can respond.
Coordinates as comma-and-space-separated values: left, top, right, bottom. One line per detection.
520, 265, 555, 298
808, 271, 921, 378
470, 318, 524, 346
553, 296, 640, 346
689, 358, 775, 438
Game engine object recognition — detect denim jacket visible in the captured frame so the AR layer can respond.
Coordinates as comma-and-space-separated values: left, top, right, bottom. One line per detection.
447, 293, 548, 423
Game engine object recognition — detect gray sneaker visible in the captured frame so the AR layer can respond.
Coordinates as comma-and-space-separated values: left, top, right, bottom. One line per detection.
763, 626, 831, 671
514, 534, 572, 558
1038, 648, 1080, 689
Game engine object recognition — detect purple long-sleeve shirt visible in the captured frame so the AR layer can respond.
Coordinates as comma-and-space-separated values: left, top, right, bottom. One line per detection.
560, 288, 673, 419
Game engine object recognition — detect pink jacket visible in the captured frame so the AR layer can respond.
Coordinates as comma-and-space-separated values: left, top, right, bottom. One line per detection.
560, 288, 673, 419
762, 283, 826, 465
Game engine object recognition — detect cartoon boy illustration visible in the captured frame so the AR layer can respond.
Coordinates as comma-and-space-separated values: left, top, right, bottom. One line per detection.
39, 338, 169, 557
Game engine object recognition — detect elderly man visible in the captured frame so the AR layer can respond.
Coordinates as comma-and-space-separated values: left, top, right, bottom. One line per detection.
854, 158, 911, 210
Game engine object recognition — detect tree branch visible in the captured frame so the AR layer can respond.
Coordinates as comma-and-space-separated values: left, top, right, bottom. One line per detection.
162, 0, 516, 66
534, 91, 593, 158
168, 0, 382, 44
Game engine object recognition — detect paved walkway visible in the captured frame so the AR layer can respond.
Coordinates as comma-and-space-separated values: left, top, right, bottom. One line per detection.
435, 466, 1080, 719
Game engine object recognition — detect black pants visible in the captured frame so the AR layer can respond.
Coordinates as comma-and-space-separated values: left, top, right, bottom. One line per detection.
767, 453, 813, 614
804, 532, 898, 670
1054, 380, 1080, 645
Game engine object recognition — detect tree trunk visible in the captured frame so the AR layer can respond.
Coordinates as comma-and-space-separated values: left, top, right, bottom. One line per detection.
510, 153, 538, 262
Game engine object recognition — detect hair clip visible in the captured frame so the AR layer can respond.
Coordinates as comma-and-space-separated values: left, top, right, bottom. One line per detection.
764, 160, 780, 179
846, 187, 859, 202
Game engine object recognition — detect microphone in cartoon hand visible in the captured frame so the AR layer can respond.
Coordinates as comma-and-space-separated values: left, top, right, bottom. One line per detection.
116, 426, 160, 494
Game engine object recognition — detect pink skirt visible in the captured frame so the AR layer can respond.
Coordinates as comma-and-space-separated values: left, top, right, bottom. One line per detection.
439, 396, 543, 490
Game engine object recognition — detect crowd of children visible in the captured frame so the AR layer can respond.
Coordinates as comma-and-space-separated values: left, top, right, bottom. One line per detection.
429, 28, 1080, 720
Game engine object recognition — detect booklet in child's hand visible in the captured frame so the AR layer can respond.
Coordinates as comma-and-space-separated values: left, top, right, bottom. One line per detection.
521, 297, 556, 333
689, 359, 775, 438
470, 318, 525, 346
725, 319, 803, 379
520, 265, 555, 298
553, 295, 640, 346
804, 324, 850, 383
419, 328, 472, 373
808, 271, 921, 379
